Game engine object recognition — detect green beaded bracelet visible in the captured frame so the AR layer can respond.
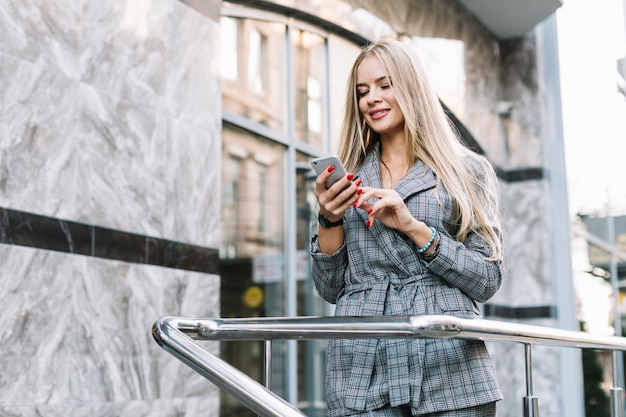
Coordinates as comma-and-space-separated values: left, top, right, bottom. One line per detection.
416, 226, 437, 253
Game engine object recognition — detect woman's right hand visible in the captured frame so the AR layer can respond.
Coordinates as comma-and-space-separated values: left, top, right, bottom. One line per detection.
314, 165, 361, 222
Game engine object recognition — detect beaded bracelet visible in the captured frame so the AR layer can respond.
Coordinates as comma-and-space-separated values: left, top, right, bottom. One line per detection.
416, 226, 437, 253
421, 235, 441, 262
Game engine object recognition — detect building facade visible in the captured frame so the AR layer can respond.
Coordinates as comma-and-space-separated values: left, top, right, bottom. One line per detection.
0, 0, 582, 416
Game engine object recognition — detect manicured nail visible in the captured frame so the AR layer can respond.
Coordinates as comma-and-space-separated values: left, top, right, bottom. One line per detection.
353, 201, 359, 208
366, 220, 371, 228
347, 173, 355, 181
357, 188, 363, 195
355, 179, 362, 186
368, 209, 373, 214
327, 165, 335, 173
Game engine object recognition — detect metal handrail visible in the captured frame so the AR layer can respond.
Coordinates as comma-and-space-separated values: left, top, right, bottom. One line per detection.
152, 315, 626, 417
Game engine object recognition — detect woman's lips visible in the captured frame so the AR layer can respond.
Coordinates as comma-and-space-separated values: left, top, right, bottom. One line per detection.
369, 109, 389, 120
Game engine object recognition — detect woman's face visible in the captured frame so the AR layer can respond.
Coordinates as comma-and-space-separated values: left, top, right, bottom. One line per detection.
356, 55, 405, 140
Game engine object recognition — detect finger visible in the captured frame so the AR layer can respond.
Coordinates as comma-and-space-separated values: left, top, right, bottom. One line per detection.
355, 199, 373, 213
315, 165, 335, 191
328, 173, 358, 194
357, 186, 392, 202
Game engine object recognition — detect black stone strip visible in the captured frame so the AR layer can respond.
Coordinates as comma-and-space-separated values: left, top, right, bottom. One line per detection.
483, 303, 558, 320
0, 207, 220, 274
495, 167, 545, 182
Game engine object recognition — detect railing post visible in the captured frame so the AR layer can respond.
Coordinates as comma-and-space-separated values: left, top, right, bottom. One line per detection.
264, 340, 272, 389
611, 351, 624, 417
261, 340, 273, 417
523, 343, 539, 417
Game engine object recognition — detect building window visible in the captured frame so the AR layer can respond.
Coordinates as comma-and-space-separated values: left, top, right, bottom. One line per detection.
248, 28, 268, 95
293, 28, 326, 148
220, 5, 363, 417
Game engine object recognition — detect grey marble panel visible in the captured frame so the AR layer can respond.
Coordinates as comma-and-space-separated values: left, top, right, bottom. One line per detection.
0, 0, 81, 79
80, 0, 220, 127
0, 247, 72, 407
0, 244, 220, 414
75, 83, 167, 236
79, 0, 167, 109
0, 54, 81, 216
162, 1, 221, 128
0, 397, 218, 417
495, 181, 554, 306
2, 0, 221, 245
0, 405, 72, 417
68, 257, 220, 403
164, 119, 221, 248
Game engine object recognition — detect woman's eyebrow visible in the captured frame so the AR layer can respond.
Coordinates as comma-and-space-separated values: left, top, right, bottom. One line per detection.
356, 76, 390, 87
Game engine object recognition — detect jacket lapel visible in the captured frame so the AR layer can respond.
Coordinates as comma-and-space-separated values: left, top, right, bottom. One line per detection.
394, 159, 437, 200
354, 154, 438, 276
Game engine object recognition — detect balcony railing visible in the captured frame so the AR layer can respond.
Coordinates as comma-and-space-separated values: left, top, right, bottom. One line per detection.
152, 315, 626, 417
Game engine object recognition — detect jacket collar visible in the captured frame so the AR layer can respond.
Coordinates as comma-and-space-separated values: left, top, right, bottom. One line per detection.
356, 149, 437, 199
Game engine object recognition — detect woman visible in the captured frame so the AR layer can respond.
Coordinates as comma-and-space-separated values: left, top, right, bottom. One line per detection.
310, 39, 504, 417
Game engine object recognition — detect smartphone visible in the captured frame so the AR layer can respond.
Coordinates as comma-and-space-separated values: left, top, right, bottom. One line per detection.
311, 155, 348, 188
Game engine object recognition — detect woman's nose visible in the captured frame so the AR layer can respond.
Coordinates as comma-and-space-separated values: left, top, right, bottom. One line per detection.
367, 90, 381, 104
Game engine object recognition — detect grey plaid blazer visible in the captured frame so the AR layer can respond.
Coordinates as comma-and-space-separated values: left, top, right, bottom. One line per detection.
310, 152, 503, 416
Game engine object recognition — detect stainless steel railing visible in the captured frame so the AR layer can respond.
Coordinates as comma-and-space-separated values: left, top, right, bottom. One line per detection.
152, 315, 626, 417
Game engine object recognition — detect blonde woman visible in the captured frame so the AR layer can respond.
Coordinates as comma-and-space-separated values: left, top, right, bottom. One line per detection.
310, 39, 503, 417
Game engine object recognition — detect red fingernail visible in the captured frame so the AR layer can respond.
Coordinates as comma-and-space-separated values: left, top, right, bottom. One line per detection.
327, 165, 335, 173
357, 188, 363, 195
355, 179, 362, 186
368, 209, 373, 214
353, 201, 359, 208
366, 220, 371, 228
347, 173, 355, 181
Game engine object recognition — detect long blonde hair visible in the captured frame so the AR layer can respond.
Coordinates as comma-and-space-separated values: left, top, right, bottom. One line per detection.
336, 39, 503, 260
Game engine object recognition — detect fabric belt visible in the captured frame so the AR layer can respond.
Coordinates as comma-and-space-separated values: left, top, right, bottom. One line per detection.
343, 275, 435, 410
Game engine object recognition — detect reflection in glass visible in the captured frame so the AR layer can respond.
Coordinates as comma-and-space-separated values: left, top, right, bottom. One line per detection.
219, 9, 361, 417
248, 28, 267, 95
220, 124, 286, 417
293, 29, 326, 148
221, 16, 238, 82
296, 153, 328, 417
327, 35, 362, 152
221, 16, 286, 132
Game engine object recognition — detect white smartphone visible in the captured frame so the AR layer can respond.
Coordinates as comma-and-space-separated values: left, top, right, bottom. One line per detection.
311, 155, 348, 188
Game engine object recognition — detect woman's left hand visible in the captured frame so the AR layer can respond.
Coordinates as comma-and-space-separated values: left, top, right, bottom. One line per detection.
354, 187, 417, 232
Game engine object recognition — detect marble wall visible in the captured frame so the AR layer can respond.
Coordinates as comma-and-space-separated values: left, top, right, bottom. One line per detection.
0, 0, 222, 416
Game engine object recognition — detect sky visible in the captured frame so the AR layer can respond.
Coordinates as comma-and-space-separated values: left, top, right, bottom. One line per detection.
557, 0, 626, 218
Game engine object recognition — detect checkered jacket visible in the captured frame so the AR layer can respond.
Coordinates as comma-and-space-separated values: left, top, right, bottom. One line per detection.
310, 152, 503, 416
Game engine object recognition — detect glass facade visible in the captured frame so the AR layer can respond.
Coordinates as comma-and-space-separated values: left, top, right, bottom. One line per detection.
219, 4, 362, 416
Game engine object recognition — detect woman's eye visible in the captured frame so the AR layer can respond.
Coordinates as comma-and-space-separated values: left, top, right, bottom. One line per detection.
381, 84, 390, 89
357, 90, 368, 98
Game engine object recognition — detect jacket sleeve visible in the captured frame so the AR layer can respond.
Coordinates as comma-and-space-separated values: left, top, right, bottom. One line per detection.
425, 229, 502, 303
309, 220, 348, 304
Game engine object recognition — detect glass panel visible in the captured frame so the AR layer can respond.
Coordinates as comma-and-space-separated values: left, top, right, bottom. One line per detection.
221, 16, 286, 133
327, 35, 362, 152
296, 152, 329, 416
293, 29, 326, 148
220, 124, 287, 417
